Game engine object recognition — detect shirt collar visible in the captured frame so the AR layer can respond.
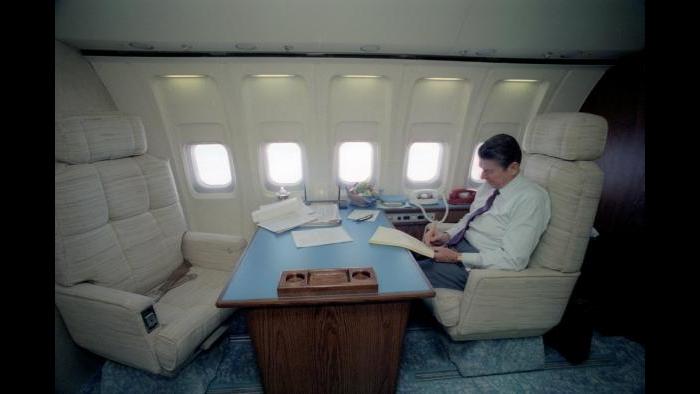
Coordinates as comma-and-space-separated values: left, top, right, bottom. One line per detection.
496, 172, 523, 198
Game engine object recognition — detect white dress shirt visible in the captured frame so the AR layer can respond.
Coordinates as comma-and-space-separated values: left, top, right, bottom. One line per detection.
445, 173, 551, 271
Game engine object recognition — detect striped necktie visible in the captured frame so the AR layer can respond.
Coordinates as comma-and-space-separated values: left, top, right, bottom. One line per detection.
447, 189, 500, 246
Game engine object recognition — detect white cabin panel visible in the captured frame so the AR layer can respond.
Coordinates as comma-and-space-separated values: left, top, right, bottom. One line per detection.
152, 70, 246, 235
318, 61, 401, 199
399, 76, 472, 192
241, 73, 312, 200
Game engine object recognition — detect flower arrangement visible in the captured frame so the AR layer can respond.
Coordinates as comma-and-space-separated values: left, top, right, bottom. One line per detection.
346, 182, 379, 207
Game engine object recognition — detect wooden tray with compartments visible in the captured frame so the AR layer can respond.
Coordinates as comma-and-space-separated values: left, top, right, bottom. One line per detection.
277, 267, 378, 297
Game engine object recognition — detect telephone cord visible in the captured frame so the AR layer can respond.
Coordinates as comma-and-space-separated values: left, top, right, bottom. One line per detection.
410, 191, 449, 226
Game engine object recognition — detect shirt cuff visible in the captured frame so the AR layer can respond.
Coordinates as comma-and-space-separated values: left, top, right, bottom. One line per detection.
460, 252, 482, 267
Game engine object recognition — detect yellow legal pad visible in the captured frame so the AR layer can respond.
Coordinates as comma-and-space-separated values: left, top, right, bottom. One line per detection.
368, 226, 435, 258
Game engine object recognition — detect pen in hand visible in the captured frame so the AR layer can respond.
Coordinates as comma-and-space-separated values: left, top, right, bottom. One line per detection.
424, 224, 445, 245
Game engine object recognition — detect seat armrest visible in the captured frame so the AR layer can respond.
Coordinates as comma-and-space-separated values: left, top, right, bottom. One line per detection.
55, 282, 154, 327
465, 266, 572, 282
462, 267, 578, 305
55, 283, 162, 373
454, 267, 579, 337
182, 231, 248, 272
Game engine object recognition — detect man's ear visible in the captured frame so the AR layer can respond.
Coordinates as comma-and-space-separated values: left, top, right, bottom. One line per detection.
507, 162, 520, 174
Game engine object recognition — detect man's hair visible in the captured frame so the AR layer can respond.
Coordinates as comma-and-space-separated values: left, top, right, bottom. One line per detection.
478, 134, 522, 169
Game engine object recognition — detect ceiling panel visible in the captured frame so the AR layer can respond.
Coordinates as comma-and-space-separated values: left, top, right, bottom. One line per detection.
55, 0, 644, 59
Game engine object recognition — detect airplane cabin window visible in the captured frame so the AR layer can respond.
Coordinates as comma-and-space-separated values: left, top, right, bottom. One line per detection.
338, 142, 373, 183
469, 142, 485, 184
265, 142, 303, 185
406, 142, 443, 183
188, 143, 235, 192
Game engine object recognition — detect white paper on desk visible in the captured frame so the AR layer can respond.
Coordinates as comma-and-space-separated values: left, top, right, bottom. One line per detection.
347, 209, 380, 222
300, 203, 342, 227
251, 197, 319, 233
291, 227, 353, 248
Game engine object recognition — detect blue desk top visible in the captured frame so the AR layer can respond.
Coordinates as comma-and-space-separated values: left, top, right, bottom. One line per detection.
217, 209, 435, 307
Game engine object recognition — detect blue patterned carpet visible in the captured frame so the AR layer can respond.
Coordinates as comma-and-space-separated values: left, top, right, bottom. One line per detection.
80, 308, 645, 393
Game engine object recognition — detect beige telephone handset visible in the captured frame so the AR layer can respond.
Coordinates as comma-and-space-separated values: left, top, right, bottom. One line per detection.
409, 189, 440, 206
408, 189, 449, 224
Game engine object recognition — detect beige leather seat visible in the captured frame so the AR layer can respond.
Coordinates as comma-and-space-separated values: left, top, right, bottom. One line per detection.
55, 114, 247, 375
425, 112, 607, 341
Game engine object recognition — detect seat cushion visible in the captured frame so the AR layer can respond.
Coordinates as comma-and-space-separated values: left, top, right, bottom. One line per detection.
522, 112, 607, 161
523, 157, 603, 273
424, 288, 464, 327
55, 155, 187, 294
152, 266, 234, 372
55, 114, 147, 164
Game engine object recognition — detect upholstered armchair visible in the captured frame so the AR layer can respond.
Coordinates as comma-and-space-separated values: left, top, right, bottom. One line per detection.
425, 112, 607, 341
54, 114, 247, 375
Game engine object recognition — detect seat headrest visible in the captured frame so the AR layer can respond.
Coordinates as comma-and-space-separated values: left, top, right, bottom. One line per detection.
55, 114, 147, 164
523, 112, 607, 161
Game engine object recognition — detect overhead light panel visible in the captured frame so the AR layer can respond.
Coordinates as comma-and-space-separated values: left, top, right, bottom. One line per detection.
504, 79, 538, 83
160, 74, 206, 78
425, 77, 464, 81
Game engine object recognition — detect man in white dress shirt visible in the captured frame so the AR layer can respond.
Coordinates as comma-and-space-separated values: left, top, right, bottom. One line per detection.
418, 134, 551, 290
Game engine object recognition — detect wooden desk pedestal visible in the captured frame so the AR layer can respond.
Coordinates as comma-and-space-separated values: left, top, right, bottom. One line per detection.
247, 301, 410, 394
218, 211, 434, 393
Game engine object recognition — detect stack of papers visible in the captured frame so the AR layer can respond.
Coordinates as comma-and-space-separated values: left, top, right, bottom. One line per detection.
251, 198, 319, 233
301, 203, 342, 227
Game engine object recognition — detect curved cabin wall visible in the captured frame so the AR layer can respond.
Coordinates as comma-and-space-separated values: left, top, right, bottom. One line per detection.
55, 41, 116, 117
88, 57, 608, 239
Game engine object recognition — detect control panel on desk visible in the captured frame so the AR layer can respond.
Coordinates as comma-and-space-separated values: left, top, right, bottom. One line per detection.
384, 204, 470, 225
385, 212, 436, 224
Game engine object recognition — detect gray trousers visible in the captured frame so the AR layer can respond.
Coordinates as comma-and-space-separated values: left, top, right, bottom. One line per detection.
417, 239, 479, 291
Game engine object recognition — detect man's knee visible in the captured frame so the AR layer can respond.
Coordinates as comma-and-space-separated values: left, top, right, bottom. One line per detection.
417, 259, 435, 272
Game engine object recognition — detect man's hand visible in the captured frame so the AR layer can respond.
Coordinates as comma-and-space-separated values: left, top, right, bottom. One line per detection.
423, 223, 449, 246
432, 246, 461, 263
